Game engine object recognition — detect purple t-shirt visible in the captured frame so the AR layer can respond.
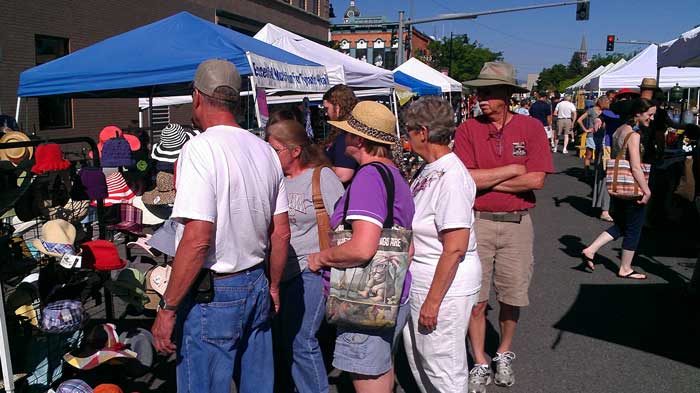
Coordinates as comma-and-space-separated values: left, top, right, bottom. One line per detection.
326, 163, 415, 303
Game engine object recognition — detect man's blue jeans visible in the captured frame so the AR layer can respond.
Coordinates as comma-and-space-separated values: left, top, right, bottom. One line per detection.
275, 269, 328, 393
176, 265, 273, 393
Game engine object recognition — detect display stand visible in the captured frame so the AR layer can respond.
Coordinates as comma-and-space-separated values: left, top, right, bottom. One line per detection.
0, 136, 112, 392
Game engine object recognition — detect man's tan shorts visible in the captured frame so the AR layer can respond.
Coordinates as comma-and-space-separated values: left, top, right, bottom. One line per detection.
474, 214, 534, 307
557, 118, 572, 136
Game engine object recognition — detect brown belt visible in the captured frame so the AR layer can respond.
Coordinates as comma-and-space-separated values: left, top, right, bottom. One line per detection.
476, 210, 528, 223
210, 263, 264, 280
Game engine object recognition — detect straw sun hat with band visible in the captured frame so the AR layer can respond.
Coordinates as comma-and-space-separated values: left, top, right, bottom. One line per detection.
328, 101, 398, 145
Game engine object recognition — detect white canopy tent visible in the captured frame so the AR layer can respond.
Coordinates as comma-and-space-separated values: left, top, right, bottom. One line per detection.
394, 58, 463, 93
658, 26, 700, 68
593, 44, 700, 91
586, 59, 628, 91
254, 23, 394, 89
567, 65, 605, 91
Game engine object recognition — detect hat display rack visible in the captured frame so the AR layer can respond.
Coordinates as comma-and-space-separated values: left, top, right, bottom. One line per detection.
0, 129, 180, 392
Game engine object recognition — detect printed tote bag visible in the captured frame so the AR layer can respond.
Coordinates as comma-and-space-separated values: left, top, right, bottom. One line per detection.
326, 162, 411, 330
606, 132, 650, 199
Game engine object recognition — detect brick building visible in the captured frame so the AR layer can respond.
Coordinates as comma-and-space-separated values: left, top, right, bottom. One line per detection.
330, 1, 432, 70
0, 0, 330, 140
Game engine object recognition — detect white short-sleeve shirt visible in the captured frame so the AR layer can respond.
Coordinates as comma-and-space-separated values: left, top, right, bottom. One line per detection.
555, 100, 577, 119
171, 125, 288, 273
409, 153, 481, 297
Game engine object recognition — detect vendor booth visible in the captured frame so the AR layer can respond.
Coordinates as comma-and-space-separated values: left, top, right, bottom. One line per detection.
394, 58, 462, 93
592, 44, 700, 91
4, 11, 330, 392
658, 26, 700, 68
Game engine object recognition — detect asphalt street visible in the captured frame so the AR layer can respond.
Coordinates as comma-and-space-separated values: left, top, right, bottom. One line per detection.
337, 152, 700, 393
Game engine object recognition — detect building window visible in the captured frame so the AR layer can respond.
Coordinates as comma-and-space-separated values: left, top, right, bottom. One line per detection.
340, 40, 350, 50
384, 50, 396, 69
373, 39, 385, 49
308, 0, 319, 14
35, 35, 72, 129
356, 39, 367, 49
294, 0, 305, 9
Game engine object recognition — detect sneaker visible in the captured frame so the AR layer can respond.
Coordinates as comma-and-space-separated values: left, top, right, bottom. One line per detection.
562, 149, 568, 154
493, 351, 516, 387
552, 147, 557, 153
468, 364, 492, 393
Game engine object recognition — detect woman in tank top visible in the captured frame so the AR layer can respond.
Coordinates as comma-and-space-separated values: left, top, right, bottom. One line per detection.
580, 98, 655, 280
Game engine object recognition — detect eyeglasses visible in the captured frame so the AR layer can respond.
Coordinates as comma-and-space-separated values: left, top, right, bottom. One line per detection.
270, 145, 289, 154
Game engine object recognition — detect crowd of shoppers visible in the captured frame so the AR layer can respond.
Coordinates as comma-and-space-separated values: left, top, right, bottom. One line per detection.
152, 56, 695, 393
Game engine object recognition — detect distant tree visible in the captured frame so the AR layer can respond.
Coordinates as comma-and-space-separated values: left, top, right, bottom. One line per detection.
567, 53, 584, 76
423, 35, 503, 82
537, 64, 569, 91
536, 51, 637, 92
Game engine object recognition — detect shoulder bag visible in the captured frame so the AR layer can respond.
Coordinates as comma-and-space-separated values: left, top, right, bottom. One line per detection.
312, 166, 332, 250
325, 162, 412, 330
605, 132, 651, 199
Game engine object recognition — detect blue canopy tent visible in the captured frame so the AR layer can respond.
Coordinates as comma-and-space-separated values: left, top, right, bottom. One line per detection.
17, 11, 320, 99
393, 71, 441, 96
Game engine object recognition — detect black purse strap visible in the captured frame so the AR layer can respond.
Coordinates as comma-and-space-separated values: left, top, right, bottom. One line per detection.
342, 161, 396, 229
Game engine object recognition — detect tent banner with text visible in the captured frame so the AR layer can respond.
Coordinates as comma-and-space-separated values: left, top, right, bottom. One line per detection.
247, 52, 329, 92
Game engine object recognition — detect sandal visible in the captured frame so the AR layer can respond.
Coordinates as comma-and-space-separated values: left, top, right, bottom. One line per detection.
600, 213, 614, 222
579, 253, 595, 272
617, 270, 647, 280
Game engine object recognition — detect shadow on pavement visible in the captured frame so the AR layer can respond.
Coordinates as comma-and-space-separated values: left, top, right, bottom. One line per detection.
553, 196, 595, 217
552, 283, 700, 368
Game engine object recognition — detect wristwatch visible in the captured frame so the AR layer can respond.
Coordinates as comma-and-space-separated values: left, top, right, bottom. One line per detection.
158, 298, 178, 312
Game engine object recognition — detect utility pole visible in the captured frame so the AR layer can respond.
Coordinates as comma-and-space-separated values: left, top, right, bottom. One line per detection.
449, 32, 454, 77
397, 0, 588, 64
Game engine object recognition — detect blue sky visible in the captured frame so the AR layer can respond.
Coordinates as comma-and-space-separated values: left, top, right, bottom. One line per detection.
331, 0, 699, 81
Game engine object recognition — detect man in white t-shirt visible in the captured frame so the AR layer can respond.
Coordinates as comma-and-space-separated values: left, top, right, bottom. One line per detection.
553, 95, 578, 153
151, 59, 290, 393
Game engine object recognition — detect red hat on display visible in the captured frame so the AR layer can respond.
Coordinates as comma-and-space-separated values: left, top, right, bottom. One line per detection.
80, 240, 127, 271
31, 144, 70, 175
616, 88, 640, 97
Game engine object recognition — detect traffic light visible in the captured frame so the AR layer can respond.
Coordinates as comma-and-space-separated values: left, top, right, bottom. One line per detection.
576, 1, 590, 21
606, 35, 615, 51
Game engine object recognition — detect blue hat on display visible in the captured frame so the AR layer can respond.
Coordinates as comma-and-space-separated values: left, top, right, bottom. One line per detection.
100, 138, 134, 168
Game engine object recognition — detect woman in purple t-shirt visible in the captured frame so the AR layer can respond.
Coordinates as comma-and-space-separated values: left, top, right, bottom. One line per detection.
309, 101, 415, 393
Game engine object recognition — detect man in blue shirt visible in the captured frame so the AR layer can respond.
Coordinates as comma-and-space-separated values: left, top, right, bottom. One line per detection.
529, 91, 552, 144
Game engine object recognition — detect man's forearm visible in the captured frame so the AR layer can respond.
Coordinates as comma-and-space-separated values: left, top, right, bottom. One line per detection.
269, 235, 290, 290
163, 222, 212, 308
470, 165, 522, 190
492, 172, 546, 193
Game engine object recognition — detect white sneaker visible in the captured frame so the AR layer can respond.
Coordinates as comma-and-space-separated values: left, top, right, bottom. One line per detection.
493, 351, 516, 387
562, 149, 568, 154
552, 146, 557, 153
468, 364, 492, 393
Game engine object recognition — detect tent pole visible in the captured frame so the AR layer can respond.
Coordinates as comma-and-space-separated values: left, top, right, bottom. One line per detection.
148, 93, 154, 143
0, 283, 15, 393
15, 97, 20, 121
696, 88, 699, 125
391, 89, 400, 140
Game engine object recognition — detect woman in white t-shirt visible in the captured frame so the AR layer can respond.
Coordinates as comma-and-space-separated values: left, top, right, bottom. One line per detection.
400, 96, 482, 393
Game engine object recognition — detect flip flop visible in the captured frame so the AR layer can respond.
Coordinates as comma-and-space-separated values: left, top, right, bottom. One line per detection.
600, 215, 614, 222
617, 270, 647, 280
580, 253, 595, 272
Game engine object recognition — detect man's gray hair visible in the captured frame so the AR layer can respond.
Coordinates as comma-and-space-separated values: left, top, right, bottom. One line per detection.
401, 96, 455, 145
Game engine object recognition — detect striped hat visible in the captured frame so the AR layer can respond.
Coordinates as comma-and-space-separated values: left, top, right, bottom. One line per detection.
63, 323, 137, 370
92, 172, 135, 207
151, 124, 199, 163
